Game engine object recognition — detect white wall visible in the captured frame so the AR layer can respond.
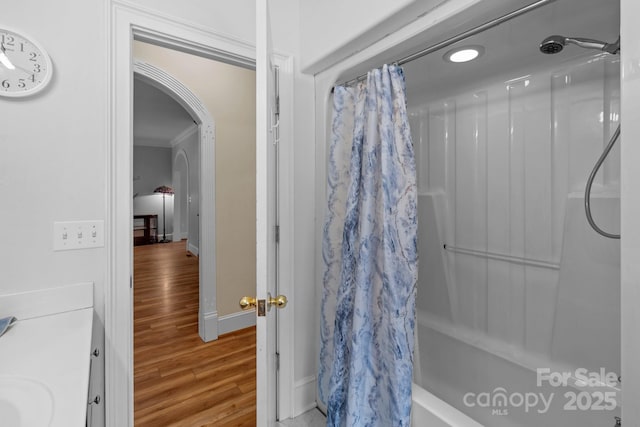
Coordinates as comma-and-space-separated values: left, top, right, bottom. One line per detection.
1, 1, 107, 425
299, 0, 452, 73
620, 0, 640, 421
0, 1, 106, 303
127, 0, 256, 43
133, 146, 172, 196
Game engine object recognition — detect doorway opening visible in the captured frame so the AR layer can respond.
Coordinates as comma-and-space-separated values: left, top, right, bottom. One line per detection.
131, 41, 257, 423
133, 40, 258, 341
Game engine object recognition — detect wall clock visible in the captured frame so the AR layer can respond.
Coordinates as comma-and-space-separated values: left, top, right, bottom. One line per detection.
0, 28, 53, 98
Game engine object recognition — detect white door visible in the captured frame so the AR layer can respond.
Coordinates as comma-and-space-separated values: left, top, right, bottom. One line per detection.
255, 0, 283, 425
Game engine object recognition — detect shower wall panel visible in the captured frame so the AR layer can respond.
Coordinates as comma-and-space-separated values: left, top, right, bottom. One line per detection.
408, 53, 620, 364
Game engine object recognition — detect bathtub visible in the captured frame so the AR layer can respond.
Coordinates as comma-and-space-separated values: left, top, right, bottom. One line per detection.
411, 312, 621, 427
409, 191, 621, 426
411, 382, 483, 427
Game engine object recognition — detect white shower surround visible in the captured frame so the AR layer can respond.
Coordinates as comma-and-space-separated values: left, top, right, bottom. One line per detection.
406, 51, 620, 426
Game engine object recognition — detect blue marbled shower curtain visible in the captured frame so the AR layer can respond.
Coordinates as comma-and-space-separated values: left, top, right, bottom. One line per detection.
319, 64, 418, 427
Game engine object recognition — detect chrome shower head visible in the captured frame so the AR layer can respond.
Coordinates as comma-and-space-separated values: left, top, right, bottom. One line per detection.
540, 35, 567, 54
539, 35, 620, 55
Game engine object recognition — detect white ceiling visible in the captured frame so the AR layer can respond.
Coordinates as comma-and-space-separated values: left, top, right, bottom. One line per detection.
133, 78, 196, 148
402, 0, 620, 101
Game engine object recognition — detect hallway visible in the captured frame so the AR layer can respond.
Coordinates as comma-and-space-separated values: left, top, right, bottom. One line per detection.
134, 241, 256, 426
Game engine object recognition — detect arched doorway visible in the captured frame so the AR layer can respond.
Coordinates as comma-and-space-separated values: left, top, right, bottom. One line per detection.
134, 60, 218, 342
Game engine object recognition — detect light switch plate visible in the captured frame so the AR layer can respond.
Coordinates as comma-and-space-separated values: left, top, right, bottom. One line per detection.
53, 220, 105, 251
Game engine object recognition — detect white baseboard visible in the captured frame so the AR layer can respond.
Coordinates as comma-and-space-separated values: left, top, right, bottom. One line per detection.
157, 232, 173, 241
188, 242, 199, 256
293, 376, 317, 417
218, 310, 256, 335
199, 310, 218, 342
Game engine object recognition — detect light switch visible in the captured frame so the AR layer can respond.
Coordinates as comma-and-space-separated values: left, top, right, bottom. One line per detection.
54, 220, 105, 251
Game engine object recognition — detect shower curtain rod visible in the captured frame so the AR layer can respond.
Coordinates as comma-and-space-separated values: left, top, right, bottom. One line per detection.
334, 0, 557, 89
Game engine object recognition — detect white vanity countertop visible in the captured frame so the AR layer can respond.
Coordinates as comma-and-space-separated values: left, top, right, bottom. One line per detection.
0, 283, 94, 427
0, 308, 93, 426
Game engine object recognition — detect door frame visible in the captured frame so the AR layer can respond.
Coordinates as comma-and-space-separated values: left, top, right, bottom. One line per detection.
107, 2, 295, 425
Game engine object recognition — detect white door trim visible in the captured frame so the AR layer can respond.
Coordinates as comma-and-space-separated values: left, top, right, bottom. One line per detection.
107, 2, 295, 425
134, 61, 217, 342
172, 148, 189, 242
274, 55, 295, 420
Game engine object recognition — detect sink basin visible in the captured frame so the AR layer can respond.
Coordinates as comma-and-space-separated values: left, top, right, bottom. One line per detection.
0, 377, 53, 427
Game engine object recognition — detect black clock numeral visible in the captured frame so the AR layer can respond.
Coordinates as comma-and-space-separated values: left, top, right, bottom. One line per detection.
30, 74, 36, 83
29, 52, 37, 61
18, 79, 25, 89
33, 63, 41, 73
2, 79, 10, 89
2, 34, 15, 51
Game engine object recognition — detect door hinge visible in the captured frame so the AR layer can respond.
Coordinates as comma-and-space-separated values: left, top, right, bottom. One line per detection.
274, 66, 280, 117
275, 225, 280, 243
276, 352, 280, 371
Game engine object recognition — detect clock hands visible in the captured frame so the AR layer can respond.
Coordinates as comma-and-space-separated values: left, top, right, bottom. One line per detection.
0, 43, 16, 70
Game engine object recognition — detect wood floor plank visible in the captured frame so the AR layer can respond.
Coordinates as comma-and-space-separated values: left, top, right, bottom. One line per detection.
134, 241, 256, 426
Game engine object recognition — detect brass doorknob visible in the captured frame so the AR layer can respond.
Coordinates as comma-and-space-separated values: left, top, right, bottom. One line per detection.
239, 296, 257, 310
268, 294, 288, 309
240, 295, 287, 311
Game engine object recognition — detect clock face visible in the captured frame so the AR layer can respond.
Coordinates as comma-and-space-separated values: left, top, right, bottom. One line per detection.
0, 28, 52, 97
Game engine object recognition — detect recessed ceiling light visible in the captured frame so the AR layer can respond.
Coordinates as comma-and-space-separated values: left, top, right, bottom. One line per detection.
444, 45, 485, 63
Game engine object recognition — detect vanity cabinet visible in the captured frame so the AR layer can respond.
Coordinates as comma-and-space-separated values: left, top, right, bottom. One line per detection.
86, 308, 103, 427
86, 346, 101, 426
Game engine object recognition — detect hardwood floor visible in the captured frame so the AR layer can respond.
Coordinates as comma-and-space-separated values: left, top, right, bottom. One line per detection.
134, 241, 256, 426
